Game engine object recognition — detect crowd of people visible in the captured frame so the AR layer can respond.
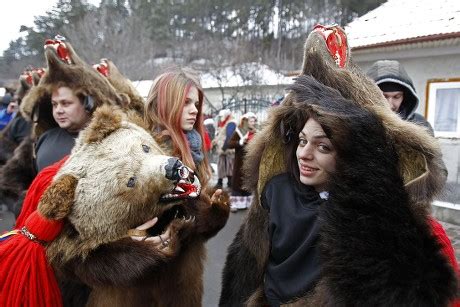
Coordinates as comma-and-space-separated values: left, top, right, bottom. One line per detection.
210, 109, 259, 212
0, 24, 459, 307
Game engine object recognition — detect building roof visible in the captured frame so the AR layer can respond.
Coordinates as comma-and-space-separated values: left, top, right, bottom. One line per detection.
345, 0, 460, 50
131, 63, 293, 97
200, 63, 293, 89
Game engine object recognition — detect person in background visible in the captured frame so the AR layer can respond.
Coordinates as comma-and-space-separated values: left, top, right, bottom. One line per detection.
3, 92, 31, 145
0, 99, 18, 130
2, 70, 43, 147
34, 86, 92, 172
367, 60, 434, 135
143, 67, 229, 305
228, 112, 258, 212
0, 87, 13, 111
367, 60, 448, 178
271, 95, 284, 107
213, 109, 236, 189
204, 117, 216, 141
203, 117, 216, 168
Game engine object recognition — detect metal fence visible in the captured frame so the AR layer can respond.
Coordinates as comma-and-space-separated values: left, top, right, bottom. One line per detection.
213, 97, 274, 122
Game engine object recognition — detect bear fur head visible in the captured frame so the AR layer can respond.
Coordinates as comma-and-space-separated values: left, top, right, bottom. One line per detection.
94, 58, 145, 117
37, 105, 200, 263
245, 25, 446, 208
15, 68, 45, 103
20, 38, 124, 139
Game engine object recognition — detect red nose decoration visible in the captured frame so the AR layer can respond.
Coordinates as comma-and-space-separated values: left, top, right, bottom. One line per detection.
21, 71, 33, 85
93, 60, 109, 77
44, 38, 72, 64
313, 24, 348, 68
21, 67, 46, 85
35, 68, 46, 78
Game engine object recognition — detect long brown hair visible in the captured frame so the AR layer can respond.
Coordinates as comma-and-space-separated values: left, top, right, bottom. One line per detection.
144, 68, 211, 185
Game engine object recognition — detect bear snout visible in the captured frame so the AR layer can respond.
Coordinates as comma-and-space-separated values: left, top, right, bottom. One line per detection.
160, 158, 200, 201
165, 158, 193, 182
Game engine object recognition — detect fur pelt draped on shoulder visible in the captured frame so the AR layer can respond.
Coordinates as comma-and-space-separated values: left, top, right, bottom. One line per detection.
292, 76, 456, 306
20, 41, 124, 139
301, 46, 446, 208
221, 74, 457, 306
99, 59, 145, 117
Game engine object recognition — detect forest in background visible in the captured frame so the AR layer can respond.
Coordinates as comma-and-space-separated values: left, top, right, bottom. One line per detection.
0, 0, 385, 82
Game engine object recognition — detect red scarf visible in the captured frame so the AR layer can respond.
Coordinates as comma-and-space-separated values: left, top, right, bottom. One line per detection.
247, 130, 255, 142
218, 115, 231, 128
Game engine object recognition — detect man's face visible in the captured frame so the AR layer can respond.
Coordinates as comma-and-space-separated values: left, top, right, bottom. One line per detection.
382, 91, 404, 112
51, 86, 91, 133
6, 101, 18, 114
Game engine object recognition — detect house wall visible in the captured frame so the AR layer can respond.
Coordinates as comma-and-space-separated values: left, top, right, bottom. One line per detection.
352, 41, 460, 200
353, 42, 460, 116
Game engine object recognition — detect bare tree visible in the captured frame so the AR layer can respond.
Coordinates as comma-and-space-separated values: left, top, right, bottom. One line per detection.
61, 5, 159, 79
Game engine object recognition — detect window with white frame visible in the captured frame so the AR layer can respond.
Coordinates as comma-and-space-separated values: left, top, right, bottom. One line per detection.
427, 79, 460, 137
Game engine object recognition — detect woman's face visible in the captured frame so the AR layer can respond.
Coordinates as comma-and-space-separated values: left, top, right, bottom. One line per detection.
296, 118, 336, 192
181, 86, 199, 131
247, 117, 256, 130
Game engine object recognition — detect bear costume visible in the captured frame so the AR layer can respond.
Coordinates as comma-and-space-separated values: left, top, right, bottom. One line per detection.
0, 69, 43, 216
220, 25, 458, 306
1, 37, 230, 307
93, 58, 145, 117
1, 104, 230, 307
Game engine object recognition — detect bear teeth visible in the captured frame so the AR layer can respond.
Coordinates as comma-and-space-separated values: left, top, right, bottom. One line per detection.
180, 216, 196, 223
174, 186, 185, 193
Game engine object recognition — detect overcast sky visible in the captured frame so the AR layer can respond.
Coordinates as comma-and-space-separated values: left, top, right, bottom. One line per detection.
0, 0, 99, 54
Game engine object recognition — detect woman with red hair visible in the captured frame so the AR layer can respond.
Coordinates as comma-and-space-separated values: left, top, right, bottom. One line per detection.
144, 68, 212, 186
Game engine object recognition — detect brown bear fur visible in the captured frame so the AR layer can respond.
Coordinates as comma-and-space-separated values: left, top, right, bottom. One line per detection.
0, 72, 38, 214
20, 41, 125, 139
36, 105, 229, 306
299, 29, 446, 207
220, 25, 456, 306
0, 137, 35, 215
243, 28, 446, 212
97, 58, 146, 117
0, 73, 35, 165
6, 40, 143, 220
0, 40, 126, 222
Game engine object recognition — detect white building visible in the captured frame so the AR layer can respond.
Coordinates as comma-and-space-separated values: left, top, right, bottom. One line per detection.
133, 63, 293, 121
346, 0, 460, 221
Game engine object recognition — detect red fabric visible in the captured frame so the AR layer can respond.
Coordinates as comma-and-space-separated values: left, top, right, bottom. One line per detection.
247, 130, 255, 142
0, 210, 64, 306
15, 157, 68, 228
218, 115, 230, 128
0, 156, 68, 306
428, 217, 460, 307
203, 131, 212, 152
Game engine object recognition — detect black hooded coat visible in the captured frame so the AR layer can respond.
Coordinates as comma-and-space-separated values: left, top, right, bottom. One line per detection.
367, 60, 434, 135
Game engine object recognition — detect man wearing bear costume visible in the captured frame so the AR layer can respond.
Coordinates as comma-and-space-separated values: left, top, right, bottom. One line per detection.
1, 39, 230, 306
0, 69, 41, 216
34, 85, 91, 172
1, 104, 230, 306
